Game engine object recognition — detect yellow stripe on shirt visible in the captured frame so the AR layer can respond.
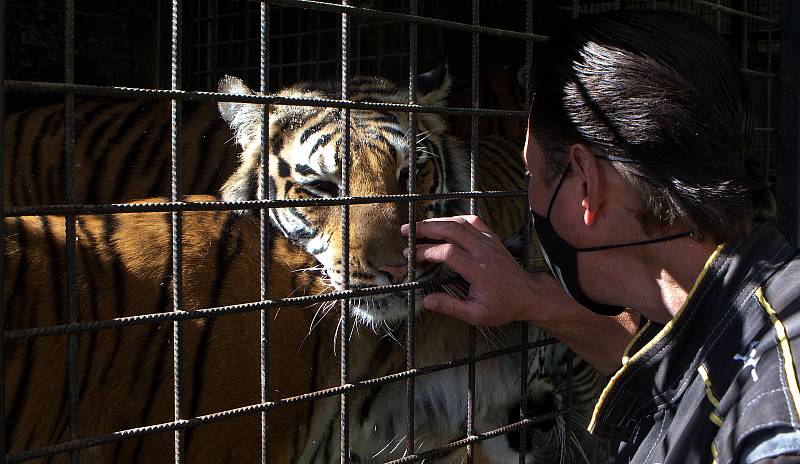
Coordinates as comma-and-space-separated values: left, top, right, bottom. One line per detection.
755, 286, 800, 419
589, 243, 726, 433
698, 364, 721, 409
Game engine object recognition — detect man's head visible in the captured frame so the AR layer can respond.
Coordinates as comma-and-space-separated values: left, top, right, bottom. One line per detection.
526, 10, 775, 244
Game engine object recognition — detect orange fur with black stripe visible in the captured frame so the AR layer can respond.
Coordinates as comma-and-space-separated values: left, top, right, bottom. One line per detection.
4, 100, 239, 207
4, 195, 343, 462
4, 196, 574, 463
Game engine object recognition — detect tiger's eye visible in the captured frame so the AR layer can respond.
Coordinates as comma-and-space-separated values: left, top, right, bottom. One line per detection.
307, 180, 340, 197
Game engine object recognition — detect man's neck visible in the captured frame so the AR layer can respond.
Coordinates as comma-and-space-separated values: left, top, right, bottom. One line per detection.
633, 238, 721, 324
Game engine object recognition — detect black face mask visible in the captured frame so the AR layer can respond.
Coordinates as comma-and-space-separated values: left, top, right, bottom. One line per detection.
530, 162, 691, 316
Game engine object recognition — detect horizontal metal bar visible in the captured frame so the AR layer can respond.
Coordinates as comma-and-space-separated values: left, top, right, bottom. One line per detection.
684, 0, 778, 24
6, 276, 468, 339
741, 68, 776, 79
384, 399, 597, 464
4, 190, 526, 217
6, 337, 559, 463
5, 80, 527, 118
193, 28, 339, 44
271, 0, 549, 42
192, 53, 409, 74
755, 127, 776, 133
7, 3, 128, 20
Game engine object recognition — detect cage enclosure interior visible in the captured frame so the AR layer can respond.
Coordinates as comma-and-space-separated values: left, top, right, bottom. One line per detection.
0, 1, 792, 463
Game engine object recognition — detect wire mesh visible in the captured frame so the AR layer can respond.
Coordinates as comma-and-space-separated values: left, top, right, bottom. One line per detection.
192, 0, 413, 92
405, 0, 419, 458
63, 1, 79, 463
0, 0, 5, 457
259, 2, 272, 463
0, 1, 789, 463
339, 2, 352, 462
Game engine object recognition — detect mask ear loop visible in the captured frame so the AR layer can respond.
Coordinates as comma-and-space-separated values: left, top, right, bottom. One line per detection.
574, 231, 692, 252
546, 162, 571, 219
544, 157, 692, 252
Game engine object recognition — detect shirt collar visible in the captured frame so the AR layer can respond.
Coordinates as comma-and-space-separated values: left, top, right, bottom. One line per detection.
589, 223, 795, 441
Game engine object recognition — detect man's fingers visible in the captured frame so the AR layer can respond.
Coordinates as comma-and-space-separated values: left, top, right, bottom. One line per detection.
412, 243, 481, 282
422, 293, 479, 324
412, 214, 490, 229
402, 215, 493, 234
400, 217, 487, 252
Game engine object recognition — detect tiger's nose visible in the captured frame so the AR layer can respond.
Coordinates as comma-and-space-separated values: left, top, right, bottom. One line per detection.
378, 265, 408, 284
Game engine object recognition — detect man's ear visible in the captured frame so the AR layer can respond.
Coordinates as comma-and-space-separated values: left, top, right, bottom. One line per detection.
570, 144, 605, 227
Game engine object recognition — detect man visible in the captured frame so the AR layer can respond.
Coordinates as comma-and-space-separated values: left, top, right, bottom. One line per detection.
401, 10, 800, 464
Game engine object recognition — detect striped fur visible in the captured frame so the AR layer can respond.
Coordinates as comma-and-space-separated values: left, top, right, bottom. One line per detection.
5, 196, 595, 463
4, 99, 239, 207
217, 73, 530, 325
4, 196, 337, 462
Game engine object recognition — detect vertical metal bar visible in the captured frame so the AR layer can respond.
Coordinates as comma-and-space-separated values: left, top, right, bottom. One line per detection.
405, 0, 418, 456
573, 0, 579, 18
716, 0, 721, 32
170, 0, 185, 461
564, 351, 574, 461
764, 0, 773, 184
244, 1, 251, 84
157, 0, 164, 88
776, 0, 800, 247
741, 0, 749, 69
355, 20, 362, 76
64, 1, 79, 463
212, 0, 219, 91
278, 7, 284, 87
296, 10, 301, 81
518, 3, 534, 461
259, 2, 272, 463
0, 0, 7, 461
467, 1, 479, 462
228, 1, 234, 80
315, 12, 322, 80
340, 2, 352, 463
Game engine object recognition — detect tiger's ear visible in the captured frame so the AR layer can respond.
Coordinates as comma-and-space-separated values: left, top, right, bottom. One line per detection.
417, 61, 451, 107
217, 75, 263, 147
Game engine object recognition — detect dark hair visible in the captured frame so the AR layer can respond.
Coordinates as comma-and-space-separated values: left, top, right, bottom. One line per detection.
529, 10, 776, 243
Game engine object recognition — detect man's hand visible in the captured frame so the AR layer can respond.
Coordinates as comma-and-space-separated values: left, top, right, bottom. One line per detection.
401, 215, 640, 375
401, 215, 569, 326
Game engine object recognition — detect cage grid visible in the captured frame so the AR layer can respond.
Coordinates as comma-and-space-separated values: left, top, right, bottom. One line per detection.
0, 1, 791, 464
257, 2, 271, 462
192, 0, 412, 92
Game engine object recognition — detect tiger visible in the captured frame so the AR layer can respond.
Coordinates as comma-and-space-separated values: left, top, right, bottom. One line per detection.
3, 70, 600, 461
216, 70, 531, 321
215, 71, 603, 461
6, 197, 586, 463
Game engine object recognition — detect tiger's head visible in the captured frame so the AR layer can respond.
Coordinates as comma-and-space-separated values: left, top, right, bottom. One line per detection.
218, 70, 467, 326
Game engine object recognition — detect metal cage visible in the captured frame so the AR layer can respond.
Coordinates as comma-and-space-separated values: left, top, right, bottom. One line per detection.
0, 1, 794, 463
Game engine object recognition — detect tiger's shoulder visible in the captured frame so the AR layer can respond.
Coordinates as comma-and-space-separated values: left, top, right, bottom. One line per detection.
3, 195, 353, 462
